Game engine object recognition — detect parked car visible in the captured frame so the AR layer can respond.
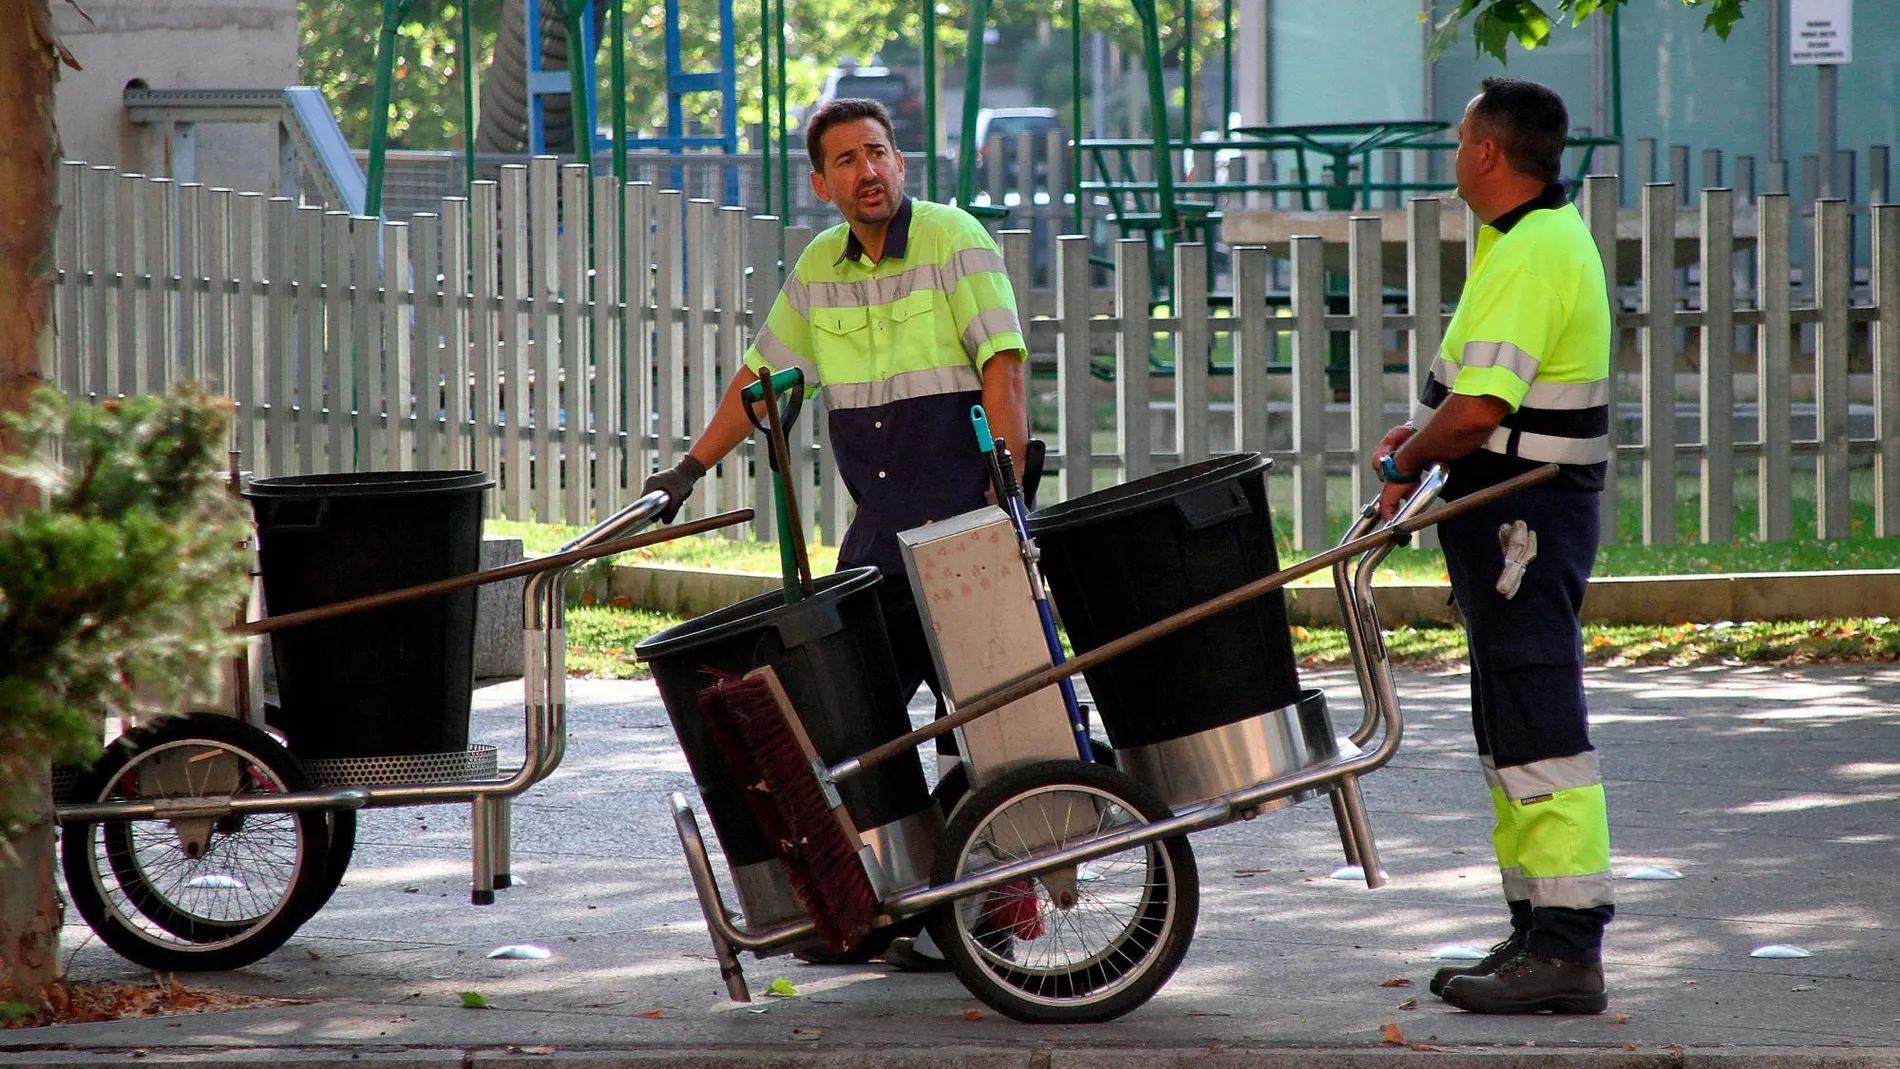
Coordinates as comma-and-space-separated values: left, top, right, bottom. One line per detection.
973, 107, 1064, 191
809, 65, 926, 153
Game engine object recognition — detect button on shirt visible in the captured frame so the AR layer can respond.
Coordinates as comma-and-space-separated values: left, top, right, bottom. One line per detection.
743, 197, 1027, 574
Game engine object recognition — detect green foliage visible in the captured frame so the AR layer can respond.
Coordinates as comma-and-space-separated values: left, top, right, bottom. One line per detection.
0, 387, 252, 834
1428, 0, 1750, 62
302, 0, 1226, 149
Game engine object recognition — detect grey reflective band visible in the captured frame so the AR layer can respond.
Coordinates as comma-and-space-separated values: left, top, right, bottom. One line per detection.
752, 328, 818, 381
1482, 426, 1611, 466
944, 245, 1009, 290
1521, 377, 1611, 410
1495, 751, 1602, 801
800, 246, 1010, 311
783, 273, 812, 318
1479, 754, 1503, 789
960, 306, 1023, 358
1526, 870, 1616, 910
822, 364, 982, 410
1460, 339, 1543, 383
1500, 865, 1532, 901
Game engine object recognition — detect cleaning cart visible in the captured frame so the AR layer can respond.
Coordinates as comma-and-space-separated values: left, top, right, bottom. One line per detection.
651, 377, 1560, 1022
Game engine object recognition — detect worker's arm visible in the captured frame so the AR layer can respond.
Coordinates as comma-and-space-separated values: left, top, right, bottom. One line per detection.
1376, 393, 1511, 517
687, 365, 764, 470
981, 349, 1030, 475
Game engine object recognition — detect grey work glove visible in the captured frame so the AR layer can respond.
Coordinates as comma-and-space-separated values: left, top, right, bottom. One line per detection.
642, 455, 706, 523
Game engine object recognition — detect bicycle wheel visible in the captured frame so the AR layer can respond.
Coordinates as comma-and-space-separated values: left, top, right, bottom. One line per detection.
927, 759, 1197, 1023
61, 712, 330, 971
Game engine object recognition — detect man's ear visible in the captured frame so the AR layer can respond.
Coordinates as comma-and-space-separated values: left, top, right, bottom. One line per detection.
809, 169, 831, 204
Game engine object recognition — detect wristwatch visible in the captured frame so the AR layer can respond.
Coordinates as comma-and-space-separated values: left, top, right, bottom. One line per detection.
1377, 452, 1419, 485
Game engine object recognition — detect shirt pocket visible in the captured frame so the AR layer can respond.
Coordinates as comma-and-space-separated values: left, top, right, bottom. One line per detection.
810, 304, 871, 370
887, 289, 949, 368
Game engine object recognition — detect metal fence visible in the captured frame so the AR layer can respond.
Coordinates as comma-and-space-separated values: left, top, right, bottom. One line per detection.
47, 160, 1900, 552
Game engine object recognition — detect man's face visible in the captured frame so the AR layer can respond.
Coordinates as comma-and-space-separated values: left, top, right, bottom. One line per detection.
1454, 96, 1492, 204
811, 117, 905, 227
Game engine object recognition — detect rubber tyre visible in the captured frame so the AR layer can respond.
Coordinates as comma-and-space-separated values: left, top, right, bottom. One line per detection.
61, 712, 331, 971
926, 758, 1197, 1023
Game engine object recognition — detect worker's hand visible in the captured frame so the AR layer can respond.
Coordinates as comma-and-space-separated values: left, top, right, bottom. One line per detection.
642, 456, 706, 523
1373, 423, 1416, 466
1378, 479, 1412, 521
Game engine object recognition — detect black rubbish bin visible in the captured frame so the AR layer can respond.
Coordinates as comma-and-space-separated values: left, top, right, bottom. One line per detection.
245, 470, 494, 761
1026, 453, 1301, 750
635, 567, 931, 924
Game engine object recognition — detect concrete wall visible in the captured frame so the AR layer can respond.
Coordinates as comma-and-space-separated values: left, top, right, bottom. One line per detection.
51, 0, 297, 191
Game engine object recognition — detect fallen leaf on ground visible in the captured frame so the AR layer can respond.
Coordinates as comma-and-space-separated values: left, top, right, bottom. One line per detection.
791, 1027, 823, 1040
1381, 1023, 1407, 1045
765, 978, 799, 998
963, 1009, 983, 1021
639, 1008, 665, 1018
511, 1046, 557, 1055
1380, 977, 1414, 987
1410, 1043, 1457, 1052
1622, 1043, 1638, 1051
1398, 999, 1418, 1010
459, 992, 490, 1009
1610, 1012, 1630, 1024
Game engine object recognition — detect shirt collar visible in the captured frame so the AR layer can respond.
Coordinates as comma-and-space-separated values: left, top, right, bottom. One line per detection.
1490, 180, 1570, 235
836, 195, 913, 265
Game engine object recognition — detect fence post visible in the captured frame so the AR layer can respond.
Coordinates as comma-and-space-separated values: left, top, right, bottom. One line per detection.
1757, 193, 1794, 542
654, 189, 684, 488
555, 169, 591, 524
1289, 233, 1327, 551
203, 188, 231, 399
1175, 242, 1210, 466
1875, 203, 1900, 538
350, 215, 381, 470
294, 205, 325, 473
713, 204, 748, 533
685, 195, 717, 525
383, 219, 414, 473
1115, 237, 1153, 482
1056, 233, 1093, 501
1348, 216, 1383, 510
84, 167, 116, 401
530, 158, 562, 524
1581, 174, 1620, 546
470, 180, 501, 506
54, 163, 82, 396
321, 211, 352, 472
1639, 183, 1678, 545
1231, 245, 1271, 459
1405, 197, 1442, 549
499, 165, 532, 519
231, 192, 264, 470
745, 213, 780, 543
1699, 187, 1736, 544
1814, 197, 1852, 540
177, 183, 204, 386
142, 178, 173, 397
441, 197, 473, 479
412, 212, 444, 471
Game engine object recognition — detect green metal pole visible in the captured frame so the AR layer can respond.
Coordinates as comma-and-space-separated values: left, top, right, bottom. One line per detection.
954, 0, 990, 207
1183, 0, 1194, 141
364, 0, 413, 217
776, 0, 789, 216
460, 0, 476, 189
1133, 0, 1176, 239
1070, 0, 1083, 232
611, 0, 627, 180
564, 0, 594, 169
1609, 5, 1623, 141
1220, 0, 1232, 137
760, 0, 773, 214
923, 1, 938, 201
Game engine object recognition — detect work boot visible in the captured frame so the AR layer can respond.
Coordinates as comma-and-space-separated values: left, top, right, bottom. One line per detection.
1429, 928, 1528, 996
1440, 951, 1608, 1015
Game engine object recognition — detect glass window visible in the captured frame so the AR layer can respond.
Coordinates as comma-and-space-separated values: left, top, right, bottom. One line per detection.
1269, 0, 1426, 122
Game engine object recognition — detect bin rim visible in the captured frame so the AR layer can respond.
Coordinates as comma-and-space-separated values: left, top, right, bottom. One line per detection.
634, 566, 884, 661
243, 469, 495, 499
1026, 453, 1272, 537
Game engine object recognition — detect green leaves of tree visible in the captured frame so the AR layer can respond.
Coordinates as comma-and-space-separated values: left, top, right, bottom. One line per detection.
1428, 0, 1749, 63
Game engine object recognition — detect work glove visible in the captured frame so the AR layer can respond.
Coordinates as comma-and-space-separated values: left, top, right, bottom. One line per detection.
1496, 520, 1537, 599
642, 455, 706, 523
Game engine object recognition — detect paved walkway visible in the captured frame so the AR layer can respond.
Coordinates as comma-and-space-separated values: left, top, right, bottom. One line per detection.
7, 663, 1900, 1067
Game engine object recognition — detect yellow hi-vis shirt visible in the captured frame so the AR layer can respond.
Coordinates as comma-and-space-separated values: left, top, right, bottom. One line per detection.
1417, 183, 1612, 492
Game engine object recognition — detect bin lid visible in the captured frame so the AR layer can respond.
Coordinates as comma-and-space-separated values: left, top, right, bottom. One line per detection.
1026, 453, 1271, 537
243, 470, 495, 500
634, 566, 884, 660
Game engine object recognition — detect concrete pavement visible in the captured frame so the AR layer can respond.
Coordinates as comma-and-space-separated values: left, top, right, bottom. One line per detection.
6, 663, 1899, 1067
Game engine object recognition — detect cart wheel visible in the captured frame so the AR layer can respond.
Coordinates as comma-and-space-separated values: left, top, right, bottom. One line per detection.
301, 808, 357, 920
926, 759, 1197, 1023
61, 712, 330, 971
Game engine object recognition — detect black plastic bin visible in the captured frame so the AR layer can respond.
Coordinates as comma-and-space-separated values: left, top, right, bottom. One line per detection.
1026, 453, 1301, 750
635, 567, 929, 876
244, 470, 494, 761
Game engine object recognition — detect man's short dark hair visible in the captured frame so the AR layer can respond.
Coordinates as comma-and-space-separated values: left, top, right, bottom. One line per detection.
805, 98, 897, 172
1472, 77, 1569, 184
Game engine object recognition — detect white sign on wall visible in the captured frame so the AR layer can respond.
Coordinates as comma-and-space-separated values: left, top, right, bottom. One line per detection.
1790, 0, 1852, 65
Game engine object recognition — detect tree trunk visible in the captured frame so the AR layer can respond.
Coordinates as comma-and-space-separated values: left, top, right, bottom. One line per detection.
0, 0, 66, 1012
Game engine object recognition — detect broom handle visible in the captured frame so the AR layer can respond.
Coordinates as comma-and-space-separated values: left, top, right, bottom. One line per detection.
758, 371, 815, 597
232, 508, 753, 637
840, 464, 1559, 776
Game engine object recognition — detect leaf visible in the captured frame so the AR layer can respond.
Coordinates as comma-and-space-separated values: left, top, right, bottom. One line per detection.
1398, 998, 1419, 1010
639, 1008, 665, 1018
1380, 977, 1414, 987
790, 1027, 824, 1041
765, 978, 800, 998
459, 991, 490, 1009
513, 1046, 557, 1055
1381, 1022, 1407, 1045
963, 1009, 983, 1021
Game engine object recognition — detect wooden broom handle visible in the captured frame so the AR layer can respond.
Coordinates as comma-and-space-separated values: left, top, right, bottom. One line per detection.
848, 464, 1560, 773
232, 508, 753, 637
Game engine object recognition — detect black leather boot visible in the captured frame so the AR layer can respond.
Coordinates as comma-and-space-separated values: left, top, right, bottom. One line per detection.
1440, 951, 1608, 1014
1429, 928, 1528, 996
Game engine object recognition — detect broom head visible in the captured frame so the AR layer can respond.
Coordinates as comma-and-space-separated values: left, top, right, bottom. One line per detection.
697, 665, 880, 952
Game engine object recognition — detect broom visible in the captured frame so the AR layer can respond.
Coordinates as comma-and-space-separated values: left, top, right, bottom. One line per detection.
708, 462, 1562, 951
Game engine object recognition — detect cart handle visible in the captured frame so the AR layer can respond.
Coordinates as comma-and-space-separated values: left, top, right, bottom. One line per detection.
835, 464, 1559, 779
232, 507, 753, 637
